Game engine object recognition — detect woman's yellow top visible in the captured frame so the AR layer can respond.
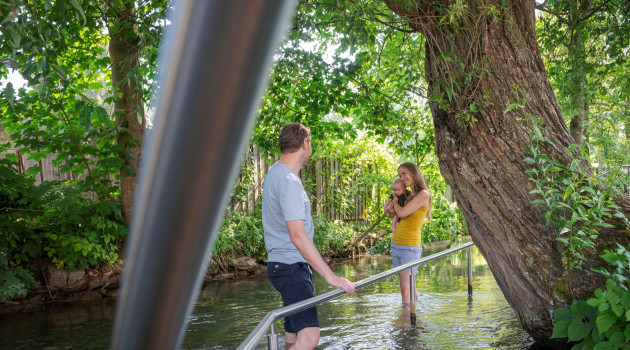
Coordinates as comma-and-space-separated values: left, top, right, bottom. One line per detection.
392, 205, 428, 247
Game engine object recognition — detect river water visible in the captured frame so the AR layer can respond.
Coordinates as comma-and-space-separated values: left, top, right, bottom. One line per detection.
1, 242, 540, 349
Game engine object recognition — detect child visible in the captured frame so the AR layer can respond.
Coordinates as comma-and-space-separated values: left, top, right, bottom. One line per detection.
384, 178, 412, 232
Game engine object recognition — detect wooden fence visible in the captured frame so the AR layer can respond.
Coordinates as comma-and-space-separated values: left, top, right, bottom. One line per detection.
3, 134, 377, 222
1, 126, 75, 185
230, 146, 375, 221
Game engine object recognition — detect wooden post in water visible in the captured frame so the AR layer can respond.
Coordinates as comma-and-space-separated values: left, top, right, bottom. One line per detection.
467, 247, 473, 297
410, 273, 417, 324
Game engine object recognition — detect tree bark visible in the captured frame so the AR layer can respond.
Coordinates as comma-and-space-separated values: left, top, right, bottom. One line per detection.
108, 1, 145, 224
385, 0, 630, 345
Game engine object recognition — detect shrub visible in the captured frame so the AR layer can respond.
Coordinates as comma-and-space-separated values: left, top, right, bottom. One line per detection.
0, 158, 126, 300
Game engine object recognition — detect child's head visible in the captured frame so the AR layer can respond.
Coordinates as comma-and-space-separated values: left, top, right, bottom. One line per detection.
391, 178, 406, 196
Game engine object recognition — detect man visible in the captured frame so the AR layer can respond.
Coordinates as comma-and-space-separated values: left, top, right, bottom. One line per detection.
262, 123, 355, 350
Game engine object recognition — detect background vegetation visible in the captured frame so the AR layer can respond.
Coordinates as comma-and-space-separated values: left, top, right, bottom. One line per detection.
0, 6, 627, 344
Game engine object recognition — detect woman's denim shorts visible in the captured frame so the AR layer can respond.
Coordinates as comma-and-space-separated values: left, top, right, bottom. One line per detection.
391, 243, 423, 273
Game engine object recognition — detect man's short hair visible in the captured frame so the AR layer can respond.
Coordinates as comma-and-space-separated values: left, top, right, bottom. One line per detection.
279, 123, 310, 154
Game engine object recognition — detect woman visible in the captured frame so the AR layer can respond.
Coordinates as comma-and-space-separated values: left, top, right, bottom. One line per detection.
385, 162, 432, 303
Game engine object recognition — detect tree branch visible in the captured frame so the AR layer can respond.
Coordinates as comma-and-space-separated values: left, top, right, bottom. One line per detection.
535, 4, 569, 17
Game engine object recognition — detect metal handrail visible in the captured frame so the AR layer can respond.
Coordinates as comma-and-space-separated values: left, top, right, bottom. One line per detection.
237, 241, 475, 350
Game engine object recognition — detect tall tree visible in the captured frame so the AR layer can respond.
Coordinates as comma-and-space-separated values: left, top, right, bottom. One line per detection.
0, 0, 168, 223
537, 0, 630, 157
381, 0, 630, 344
106, 1, 146, 222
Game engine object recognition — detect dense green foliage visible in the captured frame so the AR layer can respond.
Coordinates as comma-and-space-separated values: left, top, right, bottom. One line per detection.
536, 0, 630, 161
552, 277, 630, 349
532, 1, 630, 346
0, 1, 627, 321
255, 0, 428, 161
0, 158, 126, 301
526, 117, 630, 347
526, 117, 629, 272
213, 205, 358, 273
0, 0, 167, 300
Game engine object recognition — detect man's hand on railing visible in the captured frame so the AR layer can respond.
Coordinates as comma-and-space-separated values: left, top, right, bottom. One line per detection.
326, 275, 355, 296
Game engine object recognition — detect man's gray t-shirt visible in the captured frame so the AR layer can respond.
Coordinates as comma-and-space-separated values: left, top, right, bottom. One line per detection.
262, 163, 314, 264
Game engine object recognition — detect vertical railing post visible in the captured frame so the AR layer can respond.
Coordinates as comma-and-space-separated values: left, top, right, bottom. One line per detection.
267, 323, 278, 350
409, 272, 417, 324
467, 247, 473, 297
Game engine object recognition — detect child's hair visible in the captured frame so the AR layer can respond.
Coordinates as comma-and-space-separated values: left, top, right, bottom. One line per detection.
392, 178, 405, 188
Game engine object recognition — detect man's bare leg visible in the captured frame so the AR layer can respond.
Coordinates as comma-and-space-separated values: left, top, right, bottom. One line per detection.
285, 332, 296, 349
286, 327, 319, 350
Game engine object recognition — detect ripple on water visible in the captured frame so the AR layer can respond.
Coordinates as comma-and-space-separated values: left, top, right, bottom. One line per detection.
2, 246, 536, 350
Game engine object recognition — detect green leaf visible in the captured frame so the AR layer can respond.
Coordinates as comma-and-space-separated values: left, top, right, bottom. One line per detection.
593, 341, 611, 350
612, 304, 624, 318
532, 122, 544, 141
4, 82, 15, 107
50, 63, 67, 80
568, 318, 593, 341
503, 102, 521, 115
567, 301, 597, 341
609, 332, 625, 347
68, 0, 86, 23
80, 105, 92, 131
566, 144, 579, 153
563, 186, 574, 201
594, 341, 611, 350
596, 309, 617, 334
551, 308, 572, 339
136, 105, 143, 125
587, 297, 602, 307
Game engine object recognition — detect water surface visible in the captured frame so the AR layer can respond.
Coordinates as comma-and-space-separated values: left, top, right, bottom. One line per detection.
1, 243, 537, 349
182, 243, 536, 349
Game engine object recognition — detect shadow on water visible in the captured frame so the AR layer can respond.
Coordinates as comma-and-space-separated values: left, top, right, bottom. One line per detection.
1, 241, 546, 349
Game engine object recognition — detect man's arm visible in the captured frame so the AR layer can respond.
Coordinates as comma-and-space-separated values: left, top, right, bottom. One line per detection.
286, 220, 355, 296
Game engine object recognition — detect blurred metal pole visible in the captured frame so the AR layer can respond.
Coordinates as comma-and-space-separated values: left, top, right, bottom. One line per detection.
110, 1, 295, 349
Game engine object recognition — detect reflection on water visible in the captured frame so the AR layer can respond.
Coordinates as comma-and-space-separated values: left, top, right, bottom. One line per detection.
0, 301, 115, 349
182, 243, 536, 349
0, 242, 538, 349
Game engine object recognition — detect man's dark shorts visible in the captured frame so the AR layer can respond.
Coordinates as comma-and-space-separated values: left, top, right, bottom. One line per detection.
267, 262, 319, 334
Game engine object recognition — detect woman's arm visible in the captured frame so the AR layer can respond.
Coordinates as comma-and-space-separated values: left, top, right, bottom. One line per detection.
394, 190, 430, 218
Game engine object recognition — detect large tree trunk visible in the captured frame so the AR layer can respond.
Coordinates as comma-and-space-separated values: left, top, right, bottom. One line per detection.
108, 1, 145, 224
386, 0, 630, 345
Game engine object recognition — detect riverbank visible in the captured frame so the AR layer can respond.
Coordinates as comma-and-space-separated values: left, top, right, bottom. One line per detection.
0, 254, 333, 314
1, 236, 450, 314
